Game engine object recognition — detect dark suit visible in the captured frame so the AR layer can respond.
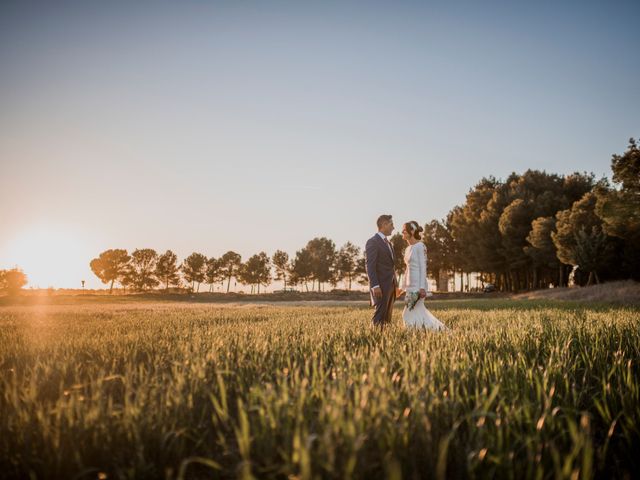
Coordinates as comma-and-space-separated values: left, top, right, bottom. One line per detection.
365, 233, 397, 327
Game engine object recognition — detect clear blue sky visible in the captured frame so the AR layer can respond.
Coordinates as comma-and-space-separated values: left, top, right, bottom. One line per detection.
1, 0, 638, 288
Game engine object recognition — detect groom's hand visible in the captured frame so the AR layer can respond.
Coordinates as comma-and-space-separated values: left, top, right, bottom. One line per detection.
372, 287, 382, 299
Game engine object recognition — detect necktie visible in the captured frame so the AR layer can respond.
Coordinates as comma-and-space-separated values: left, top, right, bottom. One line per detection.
385, 238, 394, 257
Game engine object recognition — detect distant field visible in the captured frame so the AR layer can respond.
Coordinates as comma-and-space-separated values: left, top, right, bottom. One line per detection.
514, 280, 640, 306
1, 300, 638, 479
4, 280, 638, 308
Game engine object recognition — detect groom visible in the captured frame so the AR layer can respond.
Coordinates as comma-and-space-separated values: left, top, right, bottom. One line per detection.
365, 214, 397, 327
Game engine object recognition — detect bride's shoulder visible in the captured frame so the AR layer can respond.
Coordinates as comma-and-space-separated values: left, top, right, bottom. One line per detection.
409, 243, 425, 254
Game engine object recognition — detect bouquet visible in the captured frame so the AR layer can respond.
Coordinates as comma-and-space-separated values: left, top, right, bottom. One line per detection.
405, 291, 422, 311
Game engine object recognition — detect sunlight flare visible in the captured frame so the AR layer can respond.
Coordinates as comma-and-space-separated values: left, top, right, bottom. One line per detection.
1, 224, 94, 288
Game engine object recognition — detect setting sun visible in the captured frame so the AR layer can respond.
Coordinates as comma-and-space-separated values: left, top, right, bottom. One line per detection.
1, 224, 95, 289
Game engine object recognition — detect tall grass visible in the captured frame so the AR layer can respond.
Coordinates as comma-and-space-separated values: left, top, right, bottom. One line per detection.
0, 302, 638, 479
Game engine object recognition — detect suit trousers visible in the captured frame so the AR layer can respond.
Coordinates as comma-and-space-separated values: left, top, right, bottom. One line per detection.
372, 285, 396, 327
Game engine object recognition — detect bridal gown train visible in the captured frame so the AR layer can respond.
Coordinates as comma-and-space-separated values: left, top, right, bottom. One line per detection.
402, 243, 447, 330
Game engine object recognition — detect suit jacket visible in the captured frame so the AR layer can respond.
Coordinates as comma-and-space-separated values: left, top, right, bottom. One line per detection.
365, 234, 396, 292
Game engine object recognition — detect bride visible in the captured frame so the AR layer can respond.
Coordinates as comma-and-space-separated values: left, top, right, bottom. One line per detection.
399, 221, 447, 330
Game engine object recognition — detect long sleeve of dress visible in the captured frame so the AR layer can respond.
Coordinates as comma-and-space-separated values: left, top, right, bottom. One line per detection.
419, 244, 428, 290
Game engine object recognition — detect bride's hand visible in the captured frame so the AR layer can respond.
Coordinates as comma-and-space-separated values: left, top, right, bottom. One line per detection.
396, 288, 405, 297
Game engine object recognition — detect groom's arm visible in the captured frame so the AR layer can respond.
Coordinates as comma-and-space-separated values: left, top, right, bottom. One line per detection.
365, 239, 379, 289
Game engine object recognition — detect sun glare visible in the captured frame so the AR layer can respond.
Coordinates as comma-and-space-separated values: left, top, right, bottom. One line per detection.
1, 224, 94, 289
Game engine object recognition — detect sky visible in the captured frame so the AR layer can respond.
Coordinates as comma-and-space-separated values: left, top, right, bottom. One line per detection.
1, 0, 639, 289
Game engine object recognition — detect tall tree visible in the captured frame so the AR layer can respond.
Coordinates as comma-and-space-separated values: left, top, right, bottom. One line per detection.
235, 262, 252, 293
553, 192, 616, 285
305, 237, 336, 291
90, 249, 130, 293
255, 252, 271, 293
389, 232, 406, 278
611, 137, 640, 191
499, 198, 535, 290
524, 216, 562, 287
257, 252, 272, 292
182, 253, 207, 292
562, 172, 598, 206
334, 242, 360, 290
453, 176, 508, 289
423, 219, 454, 291
447, 171, 595, 292
220, 251, 242, 293
290, 247, 313, 292
573, 227, 613, 285
240, 252, 271, 294
596, 138, 640, 277
155, 250, 181, 291
205, 257, 224, 293
272, 250, 290, 291
446, 206, 474, 291
129, 249, 160, 291
119, 265, 136, 294
0, 268, 28, 295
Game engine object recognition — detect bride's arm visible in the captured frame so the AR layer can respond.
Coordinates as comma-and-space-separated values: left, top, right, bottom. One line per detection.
420, 244, 428, 290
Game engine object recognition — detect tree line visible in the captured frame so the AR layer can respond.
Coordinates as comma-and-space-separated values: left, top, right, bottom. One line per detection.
423, 138, 639, 291
4, 138, 634, 296
89, 239, 368, 294
88, 138, 638, 294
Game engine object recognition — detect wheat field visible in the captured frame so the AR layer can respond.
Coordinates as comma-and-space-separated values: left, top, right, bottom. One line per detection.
0, 300, 638, 479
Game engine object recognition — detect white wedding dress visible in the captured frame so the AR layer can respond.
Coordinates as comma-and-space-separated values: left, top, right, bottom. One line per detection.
401, 243, 447, 330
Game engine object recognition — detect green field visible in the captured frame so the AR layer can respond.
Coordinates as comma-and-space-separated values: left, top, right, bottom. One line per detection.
1, 300, 639, 479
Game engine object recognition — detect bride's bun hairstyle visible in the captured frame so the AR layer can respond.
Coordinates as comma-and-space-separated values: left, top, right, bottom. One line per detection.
404, 221, 424, 240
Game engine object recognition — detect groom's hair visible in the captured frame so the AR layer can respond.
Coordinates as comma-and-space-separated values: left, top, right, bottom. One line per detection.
377, 214, 392, 229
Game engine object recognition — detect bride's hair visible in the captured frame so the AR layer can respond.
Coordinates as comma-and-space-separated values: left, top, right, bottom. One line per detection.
404, 221, 424, 240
